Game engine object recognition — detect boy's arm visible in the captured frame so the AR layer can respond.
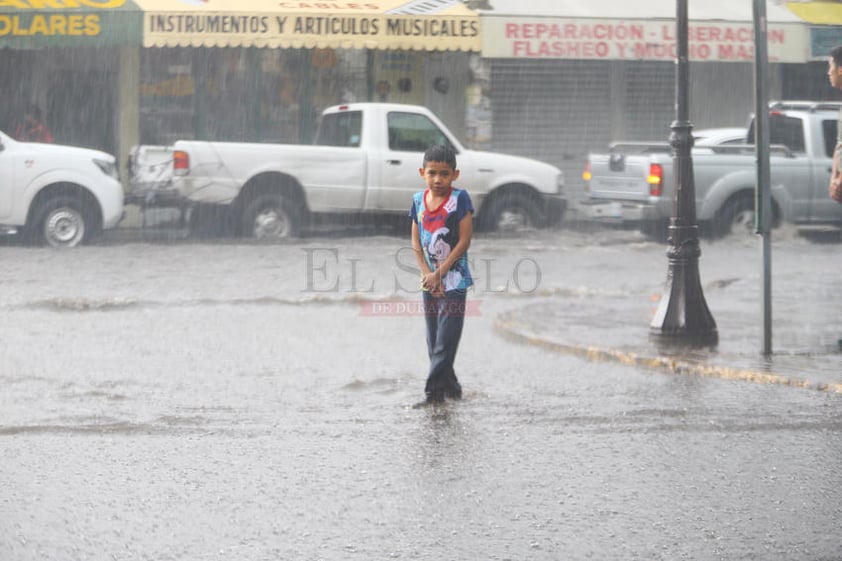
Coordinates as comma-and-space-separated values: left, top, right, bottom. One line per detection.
414, 221, 444, 294
412, 221, 432, 276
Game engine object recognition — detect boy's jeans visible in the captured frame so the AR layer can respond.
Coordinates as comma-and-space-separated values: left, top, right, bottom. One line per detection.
423, 288, 466, 398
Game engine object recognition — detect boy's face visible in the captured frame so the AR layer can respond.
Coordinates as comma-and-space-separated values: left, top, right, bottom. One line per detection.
419, 160, 459, 197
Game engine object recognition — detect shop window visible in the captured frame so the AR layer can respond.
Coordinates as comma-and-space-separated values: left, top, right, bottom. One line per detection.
139, 48, 195, 144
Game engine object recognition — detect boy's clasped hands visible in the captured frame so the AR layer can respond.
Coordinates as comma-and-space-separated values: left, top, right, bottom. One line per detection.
421, 270, 445, 297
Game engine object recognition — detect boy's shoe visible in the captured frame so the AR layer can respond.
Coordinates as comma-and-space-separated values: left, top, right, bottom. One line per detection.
444, 383, 462, 400
412, 391, 445, 409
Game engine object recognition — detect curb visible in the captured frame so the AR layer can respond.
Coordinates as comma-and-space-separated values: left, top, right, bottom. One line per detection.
494, 317, 842, 395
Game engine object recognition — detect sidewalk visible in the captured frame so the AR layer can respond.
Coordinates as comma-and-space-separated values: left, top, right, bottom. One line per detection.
495, 288, 842, 395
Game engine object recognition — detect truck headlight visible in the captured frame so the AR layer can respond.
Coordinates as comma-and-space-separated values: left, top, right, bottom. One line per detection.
94, 158, 119, 180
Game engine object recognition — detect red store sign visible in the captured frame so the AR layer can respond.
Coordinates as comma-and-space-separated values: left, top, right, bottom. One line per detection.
482, 17, 809, 63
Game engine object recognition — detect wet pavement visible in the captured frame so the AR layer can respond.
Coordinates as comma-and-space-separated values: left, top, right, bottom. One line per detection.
496, 227, 842, 393
1, 224, 840, 560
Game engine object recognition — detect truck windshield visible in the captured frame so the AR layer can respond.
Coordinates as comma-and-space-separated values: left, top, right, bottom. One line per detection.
387, 112, 453, 153
315, 111, 363, 147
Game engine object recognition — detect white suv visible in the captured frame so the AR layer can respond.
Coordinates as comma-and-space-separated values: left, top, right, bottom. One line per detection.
0, 131, 124, 247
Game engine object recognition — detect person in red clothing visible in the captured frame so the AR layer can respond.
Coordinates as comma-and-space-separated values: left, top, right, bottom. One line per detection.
14, 105, 54, 143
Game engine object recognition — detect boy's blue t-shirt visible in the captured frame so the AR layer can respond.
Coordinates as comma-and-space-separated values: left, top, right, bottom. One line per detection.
410, 187, 474, 291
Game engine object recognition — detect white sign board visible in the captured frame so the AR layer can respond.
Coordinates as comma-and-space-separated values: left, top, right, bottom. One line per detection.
482, 17, 809, 63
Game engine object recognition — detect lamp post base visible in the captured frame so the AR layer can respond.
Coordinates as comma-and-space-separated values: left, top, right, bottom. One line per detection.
649, 224, 718, 347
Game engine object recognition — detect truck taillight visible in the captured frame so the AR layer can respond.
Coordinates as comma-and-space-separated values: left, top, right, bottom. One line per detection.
582, 162, 592, 188
173, 150, 189, 176
648, 163, 663, 196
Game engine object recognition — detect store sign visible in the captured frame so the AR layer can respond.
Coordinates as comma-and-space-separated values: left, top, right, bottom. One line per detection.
0, 0, 141, 47
0, 13, 101, 37
786, 0, 842, 25
482, 17, 809, 63
137, 0, 481, 51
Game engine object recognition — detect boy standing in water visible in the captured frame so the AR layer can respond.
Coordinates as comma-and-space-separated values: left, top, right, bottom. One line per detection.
410, 145, 474, 404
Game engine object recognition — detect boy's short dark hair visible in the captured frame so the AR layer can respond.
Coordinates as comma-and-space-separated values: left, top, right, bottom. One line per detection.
832, 45, 842, 67
423, 144, 457, 169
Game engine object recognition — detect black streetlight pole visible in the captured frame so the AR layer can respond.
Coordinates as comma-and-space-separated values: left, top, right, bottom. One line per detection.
649, 0, 718, 346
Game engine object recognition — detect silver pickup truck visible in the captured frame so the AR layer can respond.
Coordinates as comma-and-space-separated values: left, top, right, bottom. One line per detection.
581, 101, 842, 238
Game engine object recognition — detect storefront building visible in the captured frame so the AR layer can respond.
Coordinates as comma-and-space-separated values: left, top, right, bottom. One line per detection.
469, 0, 818, 195
1, 0, 480, 182
3, 0, 837, 201
0, 0, 142, 165
135, 0, 480, 150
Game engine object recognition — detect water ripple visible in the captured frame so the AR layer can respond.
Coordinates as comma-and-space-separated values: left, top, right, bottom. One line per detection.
15, 294, 415, 312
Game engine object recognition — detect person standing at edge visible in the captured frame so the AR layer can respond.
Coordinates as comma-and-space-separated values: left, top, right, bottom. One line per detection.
829, 46, 842, 204
410, 145, 474, 405
15, 105, 54, 144
828, 46, 842, 350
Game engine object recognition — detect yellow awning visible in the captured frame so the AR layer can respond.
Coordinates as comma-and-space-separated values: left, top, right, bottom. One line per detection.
786, 1, 842, 24
136, 0, 480, 51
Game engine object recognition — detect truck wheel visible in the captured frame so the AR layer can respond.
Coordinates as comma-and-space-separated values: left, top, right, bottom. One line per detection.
481, 191, 545, 232
29, 196, 90, 247
714, 195, 755, 238
242, 193, 301, 240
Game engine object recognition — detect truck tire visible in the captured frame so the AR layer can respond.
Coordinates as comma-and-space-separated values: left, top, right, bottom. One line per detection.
713, 195, 755, 238
480, 190, 545, 232
28, 195, 92, 248
241, 193, 301, 240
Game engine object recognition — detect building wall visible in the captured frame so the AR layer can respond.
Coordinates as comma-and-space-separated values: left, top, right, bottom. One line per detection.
483, 58, 785, 202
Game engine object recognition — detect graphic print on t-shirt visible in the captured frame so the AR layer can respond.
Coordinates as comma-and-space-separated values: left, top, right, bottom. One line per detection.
411, 188, 474, 292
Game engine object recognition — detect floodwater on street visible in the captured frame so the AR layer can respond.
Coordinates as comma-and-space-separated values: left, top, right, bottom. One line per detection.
1, 225, 840, 561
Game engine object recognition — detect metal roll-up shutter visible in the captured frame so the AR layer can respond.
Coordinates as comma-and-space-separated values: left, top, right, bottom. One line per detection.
489, 59, 613, 200
623, 61, 676, 143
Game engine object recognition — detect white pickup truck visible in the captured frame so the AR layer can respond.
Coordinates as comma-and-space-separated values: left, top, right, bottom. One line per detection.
0, 130, 124, 247
581, 101, 842, 238
127, 103, 567, 238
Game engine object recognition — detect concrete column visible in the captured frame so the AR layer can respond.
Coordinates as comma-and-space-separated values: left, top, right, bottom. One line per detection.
118, 46, 141, 192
